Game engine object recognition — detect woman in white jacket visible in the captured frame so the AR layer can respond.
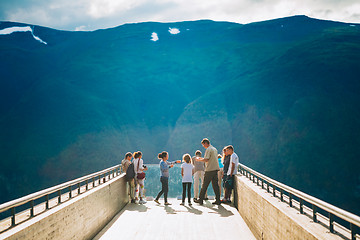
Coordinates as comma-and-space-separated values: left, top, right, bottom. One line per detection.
133, 151, 148, 204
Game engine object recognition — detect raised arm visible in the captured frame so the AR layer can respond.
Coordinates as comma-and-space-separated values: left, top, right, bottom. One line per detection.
196, 157, 209, 162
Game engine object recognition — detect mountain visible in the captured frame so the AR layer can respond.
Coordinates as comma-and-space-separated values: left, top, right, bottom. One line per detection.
0, 15, 359, 215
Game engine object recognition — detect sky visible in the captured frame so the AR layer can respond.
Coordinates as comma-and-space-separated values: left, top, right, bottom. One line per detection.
0, 0, 359, 31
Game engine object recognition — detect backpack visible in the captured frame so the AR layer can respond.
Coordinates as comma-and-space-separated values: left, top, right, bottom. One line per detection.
125, 162, 135, 181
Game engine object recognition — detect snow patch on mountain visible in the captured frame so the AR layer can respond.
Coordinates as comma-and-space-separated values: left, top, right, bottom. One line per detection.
0, 26, 47, 45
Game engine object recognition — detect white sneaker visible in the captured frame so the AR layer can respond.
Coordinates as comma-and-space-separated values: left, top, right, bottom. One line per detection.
139, 199, 147, 204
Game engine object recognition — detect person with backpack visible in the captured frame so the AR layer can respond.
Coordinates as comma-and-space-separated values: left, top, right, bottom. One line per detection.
122, 152, 136, 203
133, 151, 148, 204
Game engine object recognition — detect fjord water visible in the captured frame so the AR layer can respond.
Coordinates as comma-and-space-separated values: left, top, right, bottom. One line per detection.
0, 16, 360, 216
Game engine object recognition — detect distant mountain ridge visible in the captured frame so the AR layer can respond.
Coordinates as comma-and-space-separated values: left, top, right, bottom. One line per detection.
1, 16, 359, 215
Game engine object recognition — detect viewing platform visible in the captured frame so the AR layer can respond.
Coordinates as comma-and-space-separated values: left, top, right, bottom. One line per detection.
0, 164, 359, 240
94, 198, 255, 240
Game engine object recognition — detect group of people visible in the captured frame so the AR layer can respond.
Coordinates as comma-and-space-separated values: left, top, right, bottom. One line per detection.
121, 151, 148, 204
121, 138, 239, 206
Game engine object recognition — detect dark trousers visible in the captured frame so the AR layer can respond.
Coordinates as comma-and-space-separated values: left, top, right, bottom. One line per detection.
182, 182, 192, 202
156, 176, 168, 202
199, 170, 220, 202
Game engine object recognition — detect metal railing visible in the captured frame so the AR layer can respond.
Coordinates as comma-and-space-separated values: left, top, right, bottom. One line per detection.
239, 163, 360, 240
0, 164, 122, 233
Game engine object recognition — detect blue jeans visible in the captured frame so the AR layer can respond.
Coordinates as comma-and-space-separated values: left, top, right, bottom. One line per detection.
156, 176, 169, 202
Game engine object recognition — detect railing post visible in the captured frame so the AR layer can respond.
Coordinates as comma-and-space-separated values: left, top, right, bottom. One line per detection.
58, 190, 61, 204
69, 186, 72, 199
93, 177, 95, 187
11, 207, 15, 227
256, 176, 259, 186
45, 194, 49, 209
300, 199, 304, 214
312, 205, 317, 222
280, 189, 284, 202
329, 213, 334, 233
261, 178, 264, 189
289, 193, 293, 207
30, 200, 34, 217
273, 185, 276, 197
267, 181, 270, 193
350, 223, 356, 240
86, 179, 89, 191
77, 183, 81, 194
98, 175, 101, 185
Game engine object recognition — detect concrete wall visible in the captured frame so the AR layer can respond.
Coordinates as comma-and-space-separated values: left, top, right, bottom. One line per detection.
1, 174, 128, 240
234, 175, 343, 240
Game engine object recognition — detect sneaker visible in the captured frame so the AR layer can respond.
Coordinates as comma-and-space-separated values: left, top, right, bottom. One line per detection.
139, 199, 147, 204
194, 199, 203, 205
180, 202, 184, 206
204, 197, 209, 200
193, 198, 198, 201
188, 202, 192, 206
154, 199, 160, 204
164, 202, 172, 206
131, 199, 136, 203
212, 201, 221, 205
220, 199, 227, 203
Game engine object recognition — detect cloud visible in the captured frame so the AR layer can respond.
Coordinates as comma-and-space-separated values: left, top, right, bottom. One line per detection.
87, 0, 145, 19
75, 25, 88, 31
0, 0, 359, 31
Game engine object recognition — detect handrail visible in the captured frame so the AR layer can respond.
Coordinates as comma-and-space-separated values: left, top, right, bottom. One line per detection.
239, 163, 360, 239
0, 164, 122, 232
0, 165, 121, 213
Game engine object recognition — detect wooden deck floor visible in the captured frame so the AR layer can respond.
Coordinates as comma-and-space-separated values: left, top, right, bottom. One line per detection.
93, 198, 255, 240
